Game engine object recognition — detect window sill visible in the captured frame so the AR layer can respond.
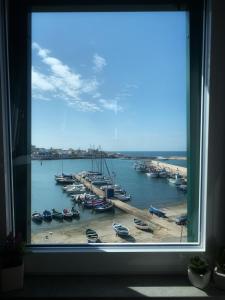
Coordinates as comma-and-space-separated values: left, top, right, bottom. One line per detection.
1, 275, 225, 299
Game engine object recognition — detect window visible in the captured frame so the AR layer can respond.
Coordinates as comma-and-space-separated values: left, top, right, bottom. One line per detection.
31, 11, 190, 245
1, 0, 216, 274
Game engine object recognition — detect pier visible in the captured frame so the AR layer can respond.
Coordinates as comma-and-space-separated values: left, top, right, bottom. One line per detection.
74, 174, 186, 237
75, 174, 153, 222
147, 160, 187, 177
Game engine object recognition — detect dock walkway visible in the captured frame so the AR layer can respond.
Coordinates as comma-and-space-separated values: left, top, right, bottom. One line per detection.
74, 174, 185, 238
74, 174, 153, 222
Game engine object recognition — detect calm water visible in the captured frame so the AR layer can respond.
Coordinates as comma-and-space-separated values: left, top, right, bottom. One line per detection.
32, 157, 187, 231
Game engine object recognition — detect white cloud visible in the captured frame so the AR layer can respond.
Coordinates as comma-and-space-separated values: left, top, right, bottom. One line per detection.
99, 99, 123, 114
93, 53, 107, 72
32, 42, 100, 111
32, 43, 127, 113
32, 67, 55, 92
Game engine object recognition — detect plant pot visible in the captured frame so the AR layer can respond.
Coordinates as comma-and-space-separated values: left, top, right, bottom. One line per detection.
1, 263, 24, 292
213, 266, 225, 290
188, 267, 211, 289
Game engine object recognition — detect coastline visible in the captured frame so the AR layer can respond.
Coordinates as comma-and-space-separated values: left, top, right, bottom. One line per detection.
31, 201, 187, 244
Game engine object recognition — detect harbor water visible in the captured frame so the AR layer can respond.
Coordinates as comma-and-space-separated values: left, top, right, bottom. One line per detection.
31, 156, 187, 232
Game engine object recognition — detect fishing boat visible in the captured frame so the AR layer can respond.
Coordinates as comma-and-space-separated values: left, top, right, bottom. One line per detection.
66, 186, 86, 194
114, 193, 131, 202
32, 212, 43, 223
134, 218, 153, 232
71, 206, 80, 218
86, 228, 99, 243
149, 205, 166, 218
158, 169, 168, 178
175, 215, 187, 225
62, 208, 73, 220
52, 208, 64, 221
83, 198, 105, 209
94, 201, 114, 212
112, 223, 129, 236
56, 177, 75, 184
146, 171, 159, 178
134, 161, 148, 172
168, 174, 183, 185
42, 210, 52, 221
63, 183, 83, 191
177, 184, 187, 192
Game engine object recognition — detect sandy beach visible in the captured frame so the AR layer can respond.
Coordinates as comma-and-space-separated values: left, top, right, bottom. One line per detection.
31, 201, 187, 244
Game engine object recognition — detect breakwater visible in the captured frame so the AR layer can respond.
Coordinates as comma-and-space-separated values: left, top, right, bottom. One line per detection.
147, 160, 187, 177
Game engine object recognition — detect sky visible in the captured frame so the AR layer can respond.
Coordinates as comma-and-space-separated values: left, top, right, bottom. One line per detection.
32, 12, 188, 151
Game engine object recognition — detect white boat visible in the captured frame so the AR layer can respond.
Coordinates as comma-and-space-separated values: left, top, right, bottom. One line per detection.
114, 193, 131, 202
134, 218, 153, 232
86, 229, 99, 243
146, 172, 158, 178
112, 223, 129, 236
168, 174, 183, 185
63, 183, 83, 191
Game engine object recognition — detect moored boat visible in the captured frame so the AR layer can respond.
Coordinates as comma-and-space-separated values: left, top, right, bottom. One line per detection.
71, 206, 80, 218
86, 228, 99, 243
146, 171, 159, 178
112, 223, 129, 236
149, 205, 166, 218
134, 218, 153, 232
42, 210, 52, 221
62, 208, 73, 220
94, 200, 114, 212
52, 208, 64, 221
32, 212, 43, 223
114, 193, 131, 202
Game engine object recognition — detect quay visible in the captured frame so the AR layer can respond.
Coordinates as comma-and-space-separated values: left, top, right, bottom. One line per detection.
147, 160, 187, 177
74, 174, 186, 237
74, 174, 153, 223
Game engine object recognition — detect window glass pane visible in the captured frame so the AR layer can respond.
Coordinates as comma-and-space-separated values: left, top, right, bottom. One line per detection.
31, 11, 191, 244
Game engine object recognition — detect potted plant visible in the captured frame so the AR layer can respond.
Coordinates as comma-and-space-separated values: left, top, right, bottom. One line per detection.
214, 248, 225, 290
188, 256, 211, 289
0, 232, 25, 292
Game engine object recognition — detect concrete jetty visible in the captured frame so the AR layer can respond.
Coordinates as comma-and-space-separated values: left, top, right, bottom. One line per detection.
147, 160, 187, 177
74, 174, 186, 238
74, 174, 153, 223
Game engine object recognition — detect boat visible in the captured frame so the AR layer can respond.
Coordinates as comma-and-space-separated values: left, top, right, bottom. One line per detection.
114, 193, 131, 202
86, 228, 99, 243
134, 161, 148, 172
94, 201, 114, 212
112, 223, 129, 236
55, 173, 74, 184
149, 205, 166, 218
83, 198, 105, 209
32, 212, 43, 223
56, 177, 75, 184
52, 208, 64, 221
42, 210, 52, 221
168, 174, 183, 185
158, 169, 168, 178
146, 171, 159, 178
175, 215, 187, 225
66, 186, 86, 194
134, 218, 153, 232
62, 208, 73, 220
177, 184, 187, 192
71, 206, 80, 218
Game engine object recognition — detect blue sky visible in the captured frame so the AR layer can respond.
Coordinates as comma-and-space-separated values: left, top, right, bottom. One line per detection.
32, 12, 188, 151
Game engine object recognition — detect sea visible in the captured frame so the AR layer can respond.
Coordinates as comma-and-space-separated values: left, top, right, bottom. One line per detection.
31, 151, 187, 232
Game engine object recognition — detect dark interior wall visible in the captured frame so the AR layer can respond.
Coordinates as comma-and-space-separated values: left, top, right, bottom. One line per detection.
207, 0, 225, 254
